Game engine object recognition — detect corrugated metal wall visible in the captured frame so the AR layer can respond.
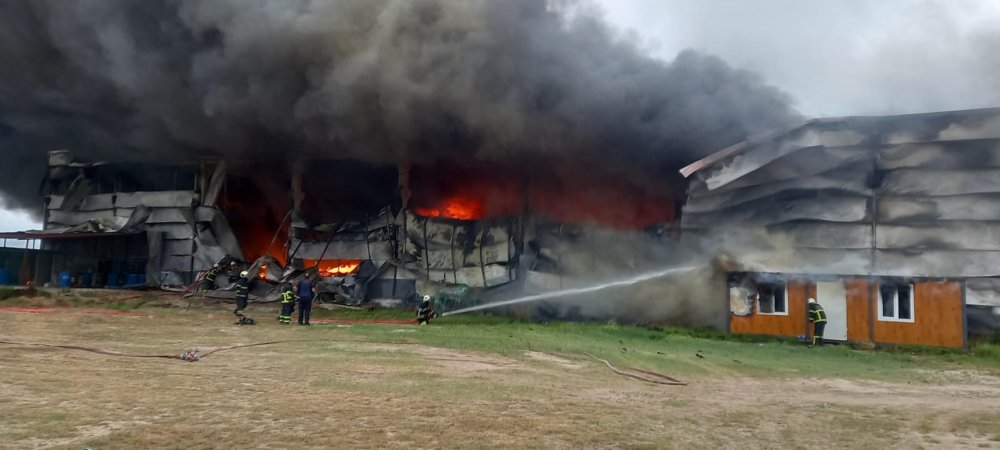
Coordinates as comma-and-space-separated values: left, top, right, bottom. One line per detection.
684, 109, 1000, 307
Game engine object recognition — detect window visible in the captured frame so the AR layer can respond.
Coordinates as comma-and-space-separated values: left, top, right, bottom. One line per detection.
879, 283, 914, 322
757, 282, 787, 315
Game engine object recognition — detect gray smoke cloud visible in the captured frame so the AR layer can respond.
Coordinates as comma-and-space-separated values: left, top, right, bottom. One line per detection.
0, 0, 798, 211
598, 0, 1000, 117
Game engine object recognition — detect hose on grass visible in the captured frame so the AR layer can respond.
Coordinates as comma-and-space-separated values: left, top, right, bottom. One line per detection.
2, 339, 685, 386
0, 339, 178, 359
0, 338, 424, 361
583, 352, 686, 386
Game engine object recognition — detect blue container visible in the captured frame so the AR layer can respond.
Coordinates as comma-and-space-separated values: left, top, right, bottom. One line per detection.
79, 273, 94, 288
0, 269, 11, 285
126, 274, 144, 286
58, 271, 72, 288
107, 272, 121, 288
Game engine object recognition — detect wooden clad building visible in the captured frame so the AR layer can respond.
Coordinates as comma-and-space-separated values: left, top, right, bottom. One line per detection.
681, 108, 1000, 348
730, 276, 965, 348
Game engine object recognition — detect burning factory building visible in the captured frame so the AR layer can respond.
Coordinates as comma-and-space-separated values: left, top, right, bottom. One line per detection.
0, 0, 799, 328
8, 148, 685, 319
9, 0, 1000, 343
8, 104, 1000, 345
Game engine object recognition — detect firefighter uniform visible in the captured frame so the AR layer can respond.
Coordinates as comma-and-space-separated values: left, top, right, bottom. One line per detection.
234, 272, 250, 320
278, 283, 295, 324
416, 295, 435, 325
201, 265, 220, 291
808, 298, 827, 346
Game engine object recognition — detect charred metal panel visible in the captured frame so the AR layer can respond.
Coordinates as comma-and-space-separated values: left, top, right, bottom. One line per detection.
769, 223, 872, 250
114, 192, 197, 208
874, 250, 1000, 278
697, 125, 867, 191
878, 195, 1000, 222
682, 196, 869, 228
290, 239, 393, 261
966, 278, 1000, 307
703, 146, 872, 194
401, 212, 515, 289
163, 239, 194, 256
881, 109, 1000, 144
877, 223, 1000, 251
685, 163, 871, 213
879, 140, 1000, 170
881, 169, 1000, 196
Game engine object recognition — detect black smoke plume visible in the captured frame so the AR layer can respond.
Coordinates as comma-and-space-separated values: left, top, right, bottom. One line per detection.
0, 0, 798, 211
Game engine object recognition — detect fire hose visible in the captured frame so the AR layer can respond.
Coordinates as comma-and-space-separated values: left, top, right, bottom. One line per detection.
0, 338, 290, 362
0, 338, 422, 362
583, 352, 687, 386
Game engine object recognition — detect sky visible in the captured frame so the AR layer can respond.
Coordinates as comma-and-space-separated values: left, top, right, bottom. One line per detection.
595, 0, 1000, 116
3, 0, 999, 232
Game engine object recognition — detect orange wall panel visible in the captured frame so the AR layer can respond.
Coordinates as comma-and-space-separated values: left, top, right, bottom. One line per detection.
872, 280, 965, 348
845, 278, 872, 343
731, 281, 808, 337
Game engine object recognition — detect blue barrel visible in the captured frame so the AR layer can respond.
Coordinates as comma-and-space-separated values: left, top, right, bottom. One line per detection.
58, 271, 72, 288
107, 272, 121, 288
0, 269, 11, 285
126, 274, 143, 286
79, 273, 93, 288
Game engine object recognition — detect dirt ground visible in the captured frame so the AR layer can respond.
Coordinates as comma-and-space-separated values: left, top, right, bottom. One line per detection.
1, 300, 999, 449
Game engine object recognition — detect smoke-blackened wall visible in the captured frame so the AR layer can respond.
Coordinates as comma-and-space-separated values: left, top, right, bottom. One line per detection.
0, 0, 798, 211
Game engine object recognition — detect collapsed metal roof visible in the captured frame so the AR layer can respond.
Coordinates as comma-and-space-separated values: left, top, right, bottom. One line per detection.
678, 107, 1000, 307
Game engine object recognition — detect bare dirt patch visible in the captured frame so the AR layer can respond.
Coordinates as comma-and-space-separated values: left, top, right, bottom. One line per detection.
416, 346, 519, 374
525, 351, 586, 369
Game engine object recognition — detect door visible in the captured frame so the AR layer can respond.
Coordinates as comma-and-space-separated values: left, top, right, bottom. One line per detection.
816, 281, 848, 341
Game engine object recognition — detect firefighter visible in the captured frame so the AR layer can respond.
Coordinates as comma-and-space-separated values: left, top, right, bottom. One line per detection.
227, 260, 240, 282
416, 295, 436, 325
201, 264, 221, 292
807, 298, 828, 346
234, 271, 251, 324
296, 276, 315, 326
278, 281, 295, 324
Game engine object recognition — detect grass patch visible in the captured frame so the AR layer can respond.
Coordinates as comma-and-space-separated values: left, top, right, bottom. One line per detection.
322, 316, 996, 382
0, 287, 18, 300
310, 305, 415, 320
0, 286, 50, 302
950, 412, 1000, 441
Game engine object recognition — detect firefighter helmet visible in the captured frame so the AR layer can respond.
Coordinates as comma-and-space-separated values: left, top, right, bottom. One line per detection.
240, 271, 249, 278
808, 297, 817, 304
422, 295, 431, 302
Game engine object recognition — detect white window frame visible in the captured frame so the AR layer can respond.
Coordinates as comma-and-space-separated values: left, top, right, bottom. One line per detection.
756, 283, 789, 316
878, 283, 915, 323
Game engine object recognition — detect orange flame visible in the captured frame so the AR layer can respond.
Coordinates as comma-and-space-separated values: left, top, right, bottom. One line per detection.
413, 196, 484, 221
307, 259, 362, 277
258, 264, 268, 279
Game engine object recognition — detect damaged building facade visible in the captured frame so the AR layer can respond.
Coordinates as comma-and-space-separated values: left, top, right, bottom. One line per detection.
10, 107, 1000, 345
681, 107, 1000, 348
14, 150, 683, 317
